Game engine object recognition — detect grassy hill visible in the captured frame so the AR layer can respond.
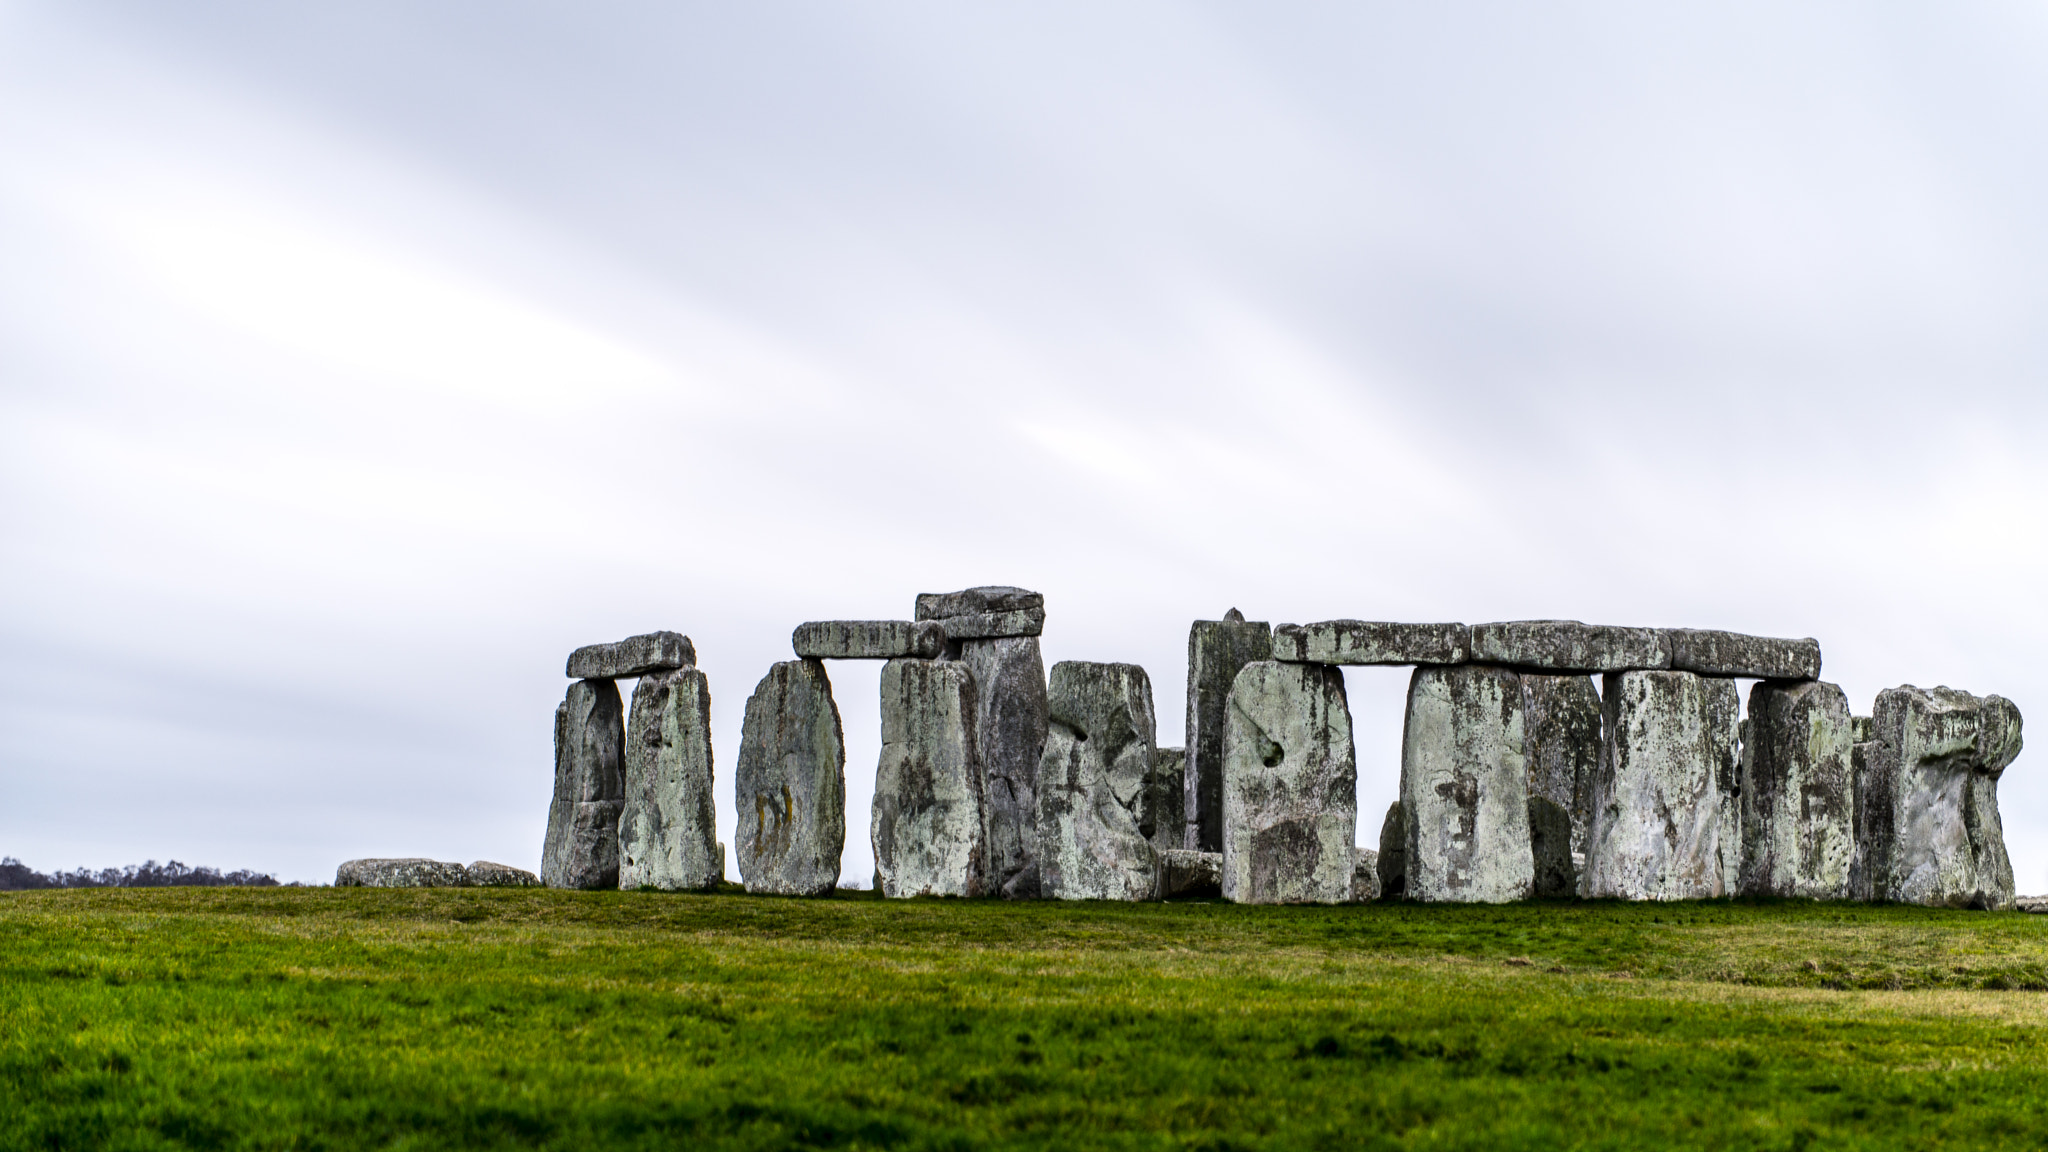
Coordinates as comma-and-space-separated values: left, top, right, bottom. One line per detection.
4, 887, 2047, 1149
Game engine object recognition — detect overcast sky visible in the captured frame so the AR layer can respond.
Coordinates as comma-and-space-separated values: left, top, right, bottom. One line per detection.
3, 2, 2044, 888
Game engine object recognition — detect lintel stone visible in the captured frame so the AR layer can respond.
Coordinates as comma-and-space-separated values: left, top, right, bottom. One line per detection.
566, 632, 695, 680
1469, 621, 1669, 673
792, 620, 945, 660
1667, 629, 1821, 681
1273, 620, 1468, 666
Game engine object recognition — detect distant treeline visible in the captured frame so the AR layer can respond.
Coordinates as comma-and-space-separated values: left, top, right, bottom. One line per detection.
0, 857, 285, 891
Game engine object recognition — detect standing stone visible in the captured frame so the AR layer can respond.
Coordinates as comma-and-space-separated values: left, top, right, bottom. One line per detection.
1848, 734, 1881, 901
873, 659, 985, 898
1221, 661, 1356, 904
1186, 611, 1274, 852
1862, 686, 2023, 909
1159, 849, 1222, 897
542, 679, 624, 890
1583, 671, 1738, 900
1400, 664, 1534, 903
957, 636, 1049, 899
1376, 802, 1406, 899
1038, 662, 1161, 901
619, 668, 720, 890
734, 659, 845, 896
1528, 797, 1575, 898
1351, 848, 1382, 902
1150, 747, 1187, 853
1741, 680, 1855, 899
1521, 674, 1602, 861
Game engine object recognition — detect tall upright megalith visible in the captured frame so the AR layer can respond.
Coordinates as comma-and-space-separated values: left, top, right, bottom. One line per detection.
1520, 674, 1602, 861
1583, 671, 1738, 900
1400, 664, 1534, 903
1186, 610, 1273, 852
734, 659, 846, 896
1150, 747, 1187, 853
619, 666, 720, 890
1741, 680, 1855, 899
1221, 661, 1356, 904
1038, 662, 1161, 901
1862, 686, 2023, 909
873, 659, 986, 898
544, 678, 625, 889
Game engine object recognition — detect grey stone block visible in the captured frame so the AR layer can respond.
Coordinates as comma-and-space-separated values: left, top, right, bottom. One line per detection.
1528, 797, 1575, 898
541, 799, 623, 890
544, 679, 624, 890
1667, 629, 1821, 681
566, 632, 695, 680
1273, 620, 1468, 666
1583, 671, 1738, 900
1852, 716, 1874, 743
1159, 849, 1222, 898
335, 858, 471, 887
915, 586, 1044, 620
957, 636, 1048, 899
1038, 661, 1161, 901
1521, 674, 1602, 859
792, 620, 945, 660
1863, 686, 2023, 909
1741, 680, 1855, 899
734, 659, 845, 896
619, 667, 721, 891
1376, 802, 1405, 899
1400, 664, 1534, 903
934, 608, 1045, 640
1150, 747, 1187, 853
1185, 612, 1273, 852
1470, 621, 1670, 673
1352, 848, 1382, 902
1221, 661, 1357, 904
873, 659, 986, 898
1847, 739, 1880, 901
467, 861, 539, 887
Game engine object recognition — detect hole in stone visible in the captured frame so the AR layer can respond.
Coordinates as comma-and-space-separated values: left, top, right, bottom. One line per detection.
1263, 748, 1283, 768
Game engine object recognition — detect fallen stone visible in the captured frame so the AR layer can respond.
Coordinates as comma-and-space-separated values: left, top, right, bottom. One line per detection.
1741, 680, 1856, 899
1582, 671, 1738, 900
1863, 686, 2023, 910
1376, 802, 1406, 899
466, 861, 539, 887
543, 679, 624, 889
1186, 613, 1274, 852
1221, 661, 1357, 904
566, 632, 695, 680
1160, 849, 1222, 897
1521, 674, 1602, 859
1352, 848, 1382, 902
873, 659, 986, 897
1528, 796, 1576, 898
1400, 664, 1534, 903
915, 586, 1044, 620
1666, 629, 1821, 681
618, 667, 721, 891
1150, 747, 1187, 853
792, 620, 945, 660
956, 636, 1049, 899
541, 800, 624, 890
1038, 661, 1161, 901
733, 659, 846, 896
1272, 620, 1468, 666
2018, 896, 2048, 914
335, 858, 470, 887
1470, 621, 1669, 673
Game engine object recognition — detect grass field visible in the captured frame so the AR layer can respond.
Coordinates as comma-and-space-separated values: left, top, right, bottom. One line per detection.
5, 888, 2048, 1150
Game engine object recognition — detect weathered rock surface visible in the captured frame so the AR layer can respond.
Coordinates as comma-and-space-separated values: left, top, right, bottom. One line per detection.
1862, 686, 2023, 909
936, 609, 1046, 640
1150, 747, 1186, 853
1352, 848, 1382, 902
873, 659, 986, 897
1852, 716, 1874, 743
1221, 661, 1357, 904
1039, 662, 1161, 901
1583, 671, 1738, 900
335, 858, 471, 887
1741, 680, 1855, 899
1847, 738, 1880, 900
467, 861, 540, 887
1400, 665, 1534, 903
915, 586, 1043, 620
1521, 674, 1602, 859
1470, 621, 1670, 673
1273, 620, 1469, 666
1160, 849, 1222, 897
1186, 613, 1274, 852
566, 632, 695, 680
2018, 896, 2048, 914
618, 668, 720, 890
792, 620, 945, 660
1667, 629, 1821, 681
734, 659, 845, 896
1528, 797, 1576, 898
1376, 802, 1406, 898
956, 636, 1049, 899
543, 679, 625, 889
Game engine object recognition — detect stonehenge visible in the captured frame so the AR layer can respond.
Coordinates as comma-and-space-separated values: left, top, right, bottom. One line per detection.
510, 611, 2021, 913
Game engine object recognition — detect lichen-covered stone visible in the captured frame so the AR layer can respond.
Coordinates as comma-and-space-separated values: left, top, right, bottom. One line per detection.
1039, 661, 1161, 901
1376, 802, 1405, 899
792, 620, 945, 660
1741, 680, 1855, 899
543, 679, 624, 889
1583, 671, 1737, 900
734, 659, 845, 896
873, 659, 985, 897
1666, 629, 1821, 681
957, 636, 1048, 899
335, 858, 471, 887
1150, 747, 1186, 853
1160, 849, 1222, 897
1400, 664, 1533, 903
1221, 661, 1356, 904
566, 632, 695, 680
1186, 613, 1273, 852
466, 861, 539, 887
936, 609, 1045, 640
1528, 797, 1576, 898
617, 668, 720, 891
1521, 674, 1602, 859
1863, 686, 2023, 909
1272, 620, 1468, 666
915, 586, 1043, 620
1847, 738, 1880, 900
1352, 848, 1382, 902
1470, 621, 1669, 673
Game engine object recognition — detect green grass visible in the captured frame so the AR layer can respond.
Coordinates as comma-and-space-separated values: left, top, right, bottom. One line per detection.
5, 889, 2048, 1150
